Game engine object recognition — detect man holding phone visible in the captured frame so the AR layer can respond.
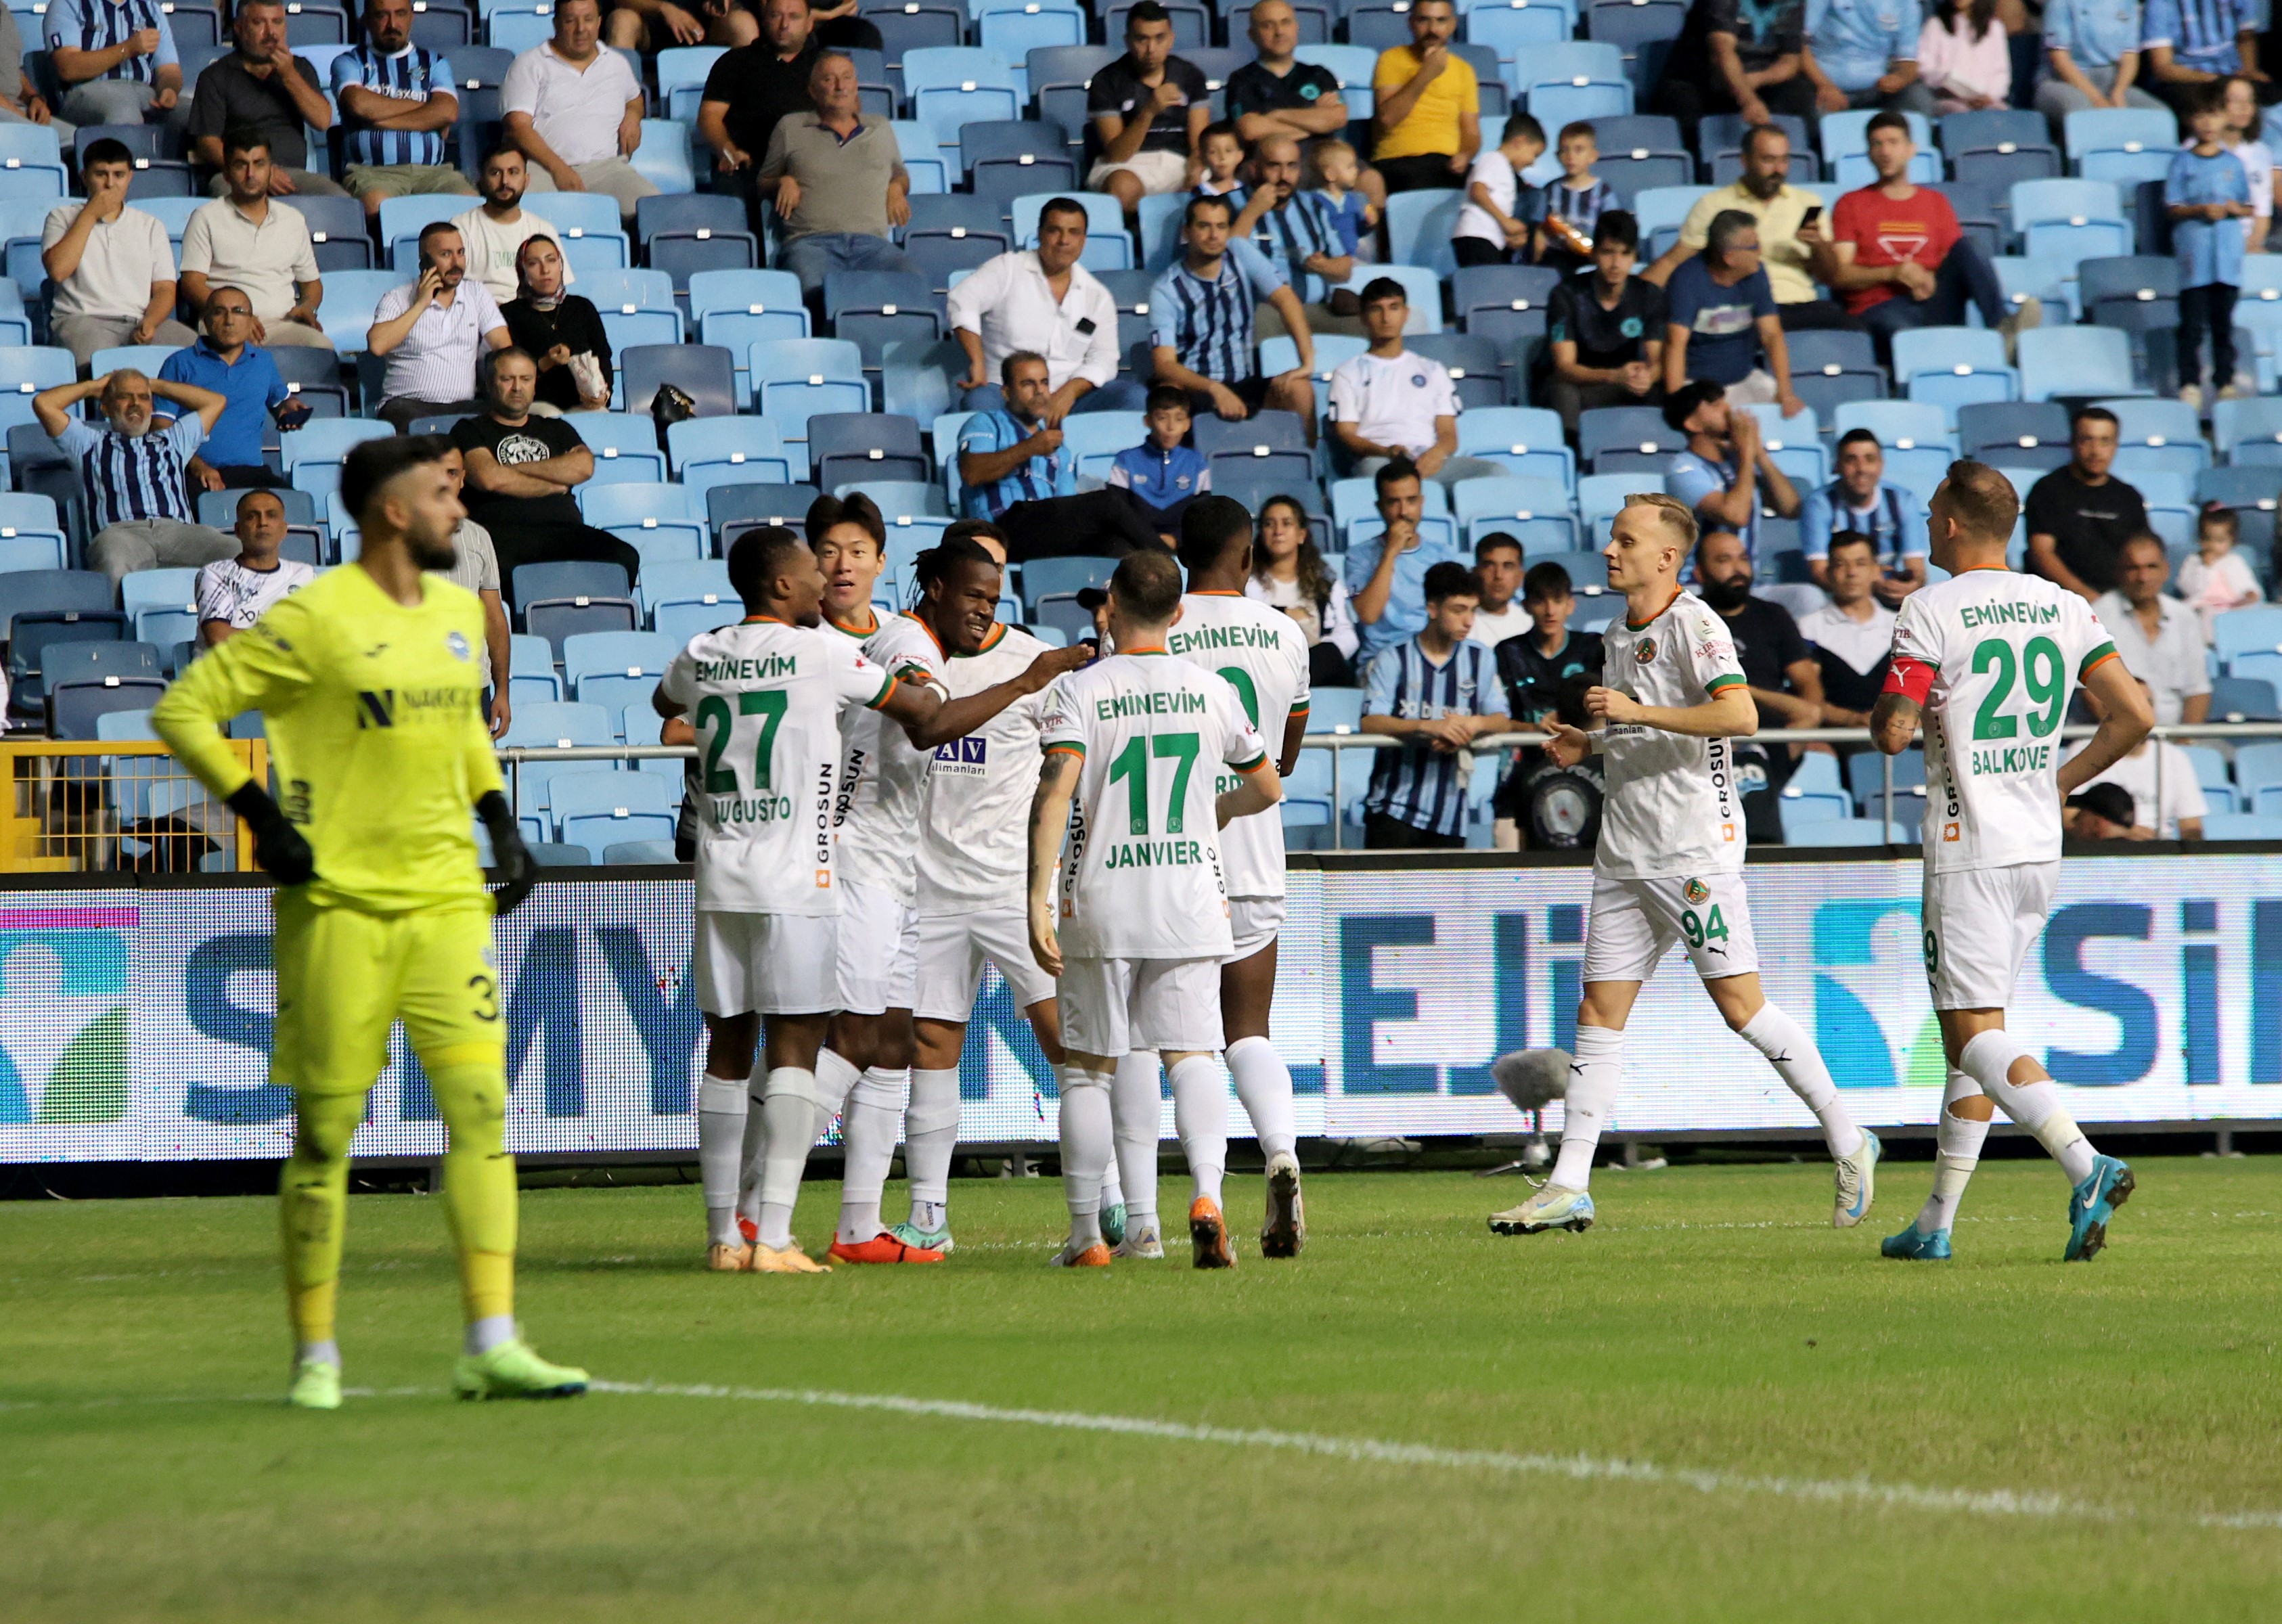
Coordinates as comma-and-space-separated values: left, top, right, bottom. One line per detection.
364, 221, 512, 430
1646, 124, 1857, 332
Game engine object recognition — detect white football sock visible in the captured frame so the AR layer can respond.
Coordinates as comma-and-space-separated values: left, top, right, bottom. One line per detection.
1738, 1002, 1864, 1158
1960, 1029, 2097, 1185
464, 1314, 514, 1356
813, 1047, 861, 1143
1058, 1060, 1114, 1246
1917, 1069, 1990, 1236
1227, 1034, 1297, 1163
905, 1066, 962, 1209
1109, 1050, 1161, 1232
754, 1063, 820, 1250
296, 1338, 340, 1369
735, 1082, 767, 1229
910, 1199, 946, 1233
1552, 1024, 1622, 1189
698, 1073, 748, 1247
836, 1065, 906, 1244
1168, 1053, 1228, 1206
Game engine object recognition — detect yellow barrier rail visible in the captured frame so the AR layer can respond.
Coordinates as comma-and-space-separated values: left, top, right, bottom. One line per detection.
1, 740, 265, 873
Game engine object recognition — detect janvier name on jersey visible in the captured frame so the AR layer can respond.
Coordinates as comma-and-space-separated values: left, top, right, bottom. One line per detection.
1102, 837, 1210, 868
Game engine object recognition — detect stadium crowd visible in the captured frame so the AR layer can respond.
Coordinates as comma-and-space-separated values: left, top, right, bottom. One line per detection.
10, 0, 2282, 857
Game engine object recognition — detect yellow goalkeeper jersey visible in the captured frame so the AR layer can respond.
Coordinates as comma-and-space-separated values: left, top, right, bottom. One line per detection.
152, 563, 505, 913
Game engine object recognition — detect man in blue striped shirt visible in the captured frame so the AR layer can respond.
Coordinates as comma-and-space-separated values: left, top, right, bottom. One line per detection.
332, 0, 474, 220
1233, 134, 1356, 323
2142, 0, 2279, 120
35, 366, 234, 585
955, 351, 1163, 560
1147, 193, 1318, 424
46, 0, 177, 127
1360, 560, 1511, 847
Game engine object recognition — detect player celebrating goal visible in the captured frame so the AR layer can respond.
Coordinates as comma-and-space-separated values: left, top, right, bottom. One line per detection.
1872, 461, 2151, 1263
1490, 493, 1881, 1238
151, 434, 582, 1409
658, 526, 942, 1276
1028, 549, 1284, 1269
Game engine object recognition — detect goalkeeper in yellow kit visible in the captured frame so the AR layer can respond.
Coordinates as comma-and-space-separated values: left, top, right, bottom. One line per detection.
153, 434, 585, 1411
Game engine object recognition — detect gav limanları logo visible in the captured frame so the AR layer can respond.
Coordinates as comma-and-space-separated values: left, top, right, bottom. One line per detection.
0, 906, 131, 1125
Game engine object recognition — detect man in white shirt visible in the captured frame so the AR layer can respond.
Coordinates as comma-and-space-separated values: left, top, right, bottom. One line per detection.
2068, 702, 2209, 840
1467, 533, 1530, 646
501, 0, 657, 225
451, 145, 568, 305
195, 487, 313, 644
945, 197, 1139, 418
1795, 529, 1897, 727
1327, 277, 1503, 486
179, 131, 330, 348
365, 221, 512, 428
2093, 533, 2212, 727
41, 138, 197, 366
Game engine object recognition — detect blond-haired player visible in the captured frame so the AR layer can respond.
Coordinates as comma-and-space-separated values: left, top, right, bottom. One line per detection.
1489, 491, 1880, 1236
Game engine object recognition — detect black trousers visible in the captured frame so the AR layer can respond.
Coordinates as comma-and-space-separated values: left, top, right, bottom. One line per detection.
1454, 235, 1520, 267
1377, 153, 1464, 195
489, 522, 646, 606
1778, 299, 1863, 332
1363, 809, 1466, 850
208, 464, 287, 489
996, 489, 1167, 562
2179, 283, 2240, 390
1651, 72, 1818, 148
1854, 239, 2009, 365
1546, 376, 1663, 437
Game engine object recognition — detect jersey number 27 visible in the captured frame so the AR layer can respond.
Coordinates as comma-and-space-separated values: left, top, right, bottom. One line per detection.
698, 692, 788, 791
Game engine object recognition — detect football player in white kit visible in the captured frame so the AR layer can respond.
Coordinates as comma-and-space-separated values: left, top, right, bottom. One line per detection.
809, 504, 1090, 1263
1028, 550, 1284, 1269
1165, 495, 1312, 1258
656, 528, 942, 1275
1490, 493, 1881, 1236
1871, 461, 2151, 1263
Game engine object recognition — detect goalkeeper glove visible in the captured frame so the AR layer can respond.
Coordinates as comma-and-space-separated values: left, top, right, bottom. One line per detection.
226, 782, 316, 886
476, 790, 538, 918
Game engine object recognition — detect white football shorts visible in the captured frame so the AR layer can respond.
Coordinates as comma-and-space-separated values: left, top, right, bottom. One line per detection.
1921, 860, 2059, 1012
1059, 955, 1225, 1058
912, 901, 1057, 1021
835, 877, 918, 1016
1582, 869, 1761, 985
1228, 895, 1285, 961
692, 909, 840, 1018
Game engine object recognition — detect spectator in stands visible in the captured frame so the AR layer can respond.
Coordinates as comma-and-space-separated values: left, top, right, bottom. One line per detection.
757, 50, 916, 295
45, 0, 177, 126
1665, 378, 1800, 573
1088, 2, 1209, 211
1695, 526, 1825, 744
1916, 0, 2014, 114
945, 198, 1129, 418
366, 221, 512, 430
1647, 125, 1854, 331
332, 0, 474, 221
1360, 558, 1508, 848
1194, 121, 1247, 200
1228, 1, 1375, 209
1795, 530, 1894, 729
1808, 111, 2024, 360
1105, 385, 1209, 545
2063, 780, 2144, 840
696, 0, 829, 216
1492, 557, 1601, 845
1328, 277, 1504, 484
2141, 0, 2280, 122
1307, 139, 1377, 258
453, 146, 568, 304
159, 286, 306, 491
2177, 503, 2262, 641
41, 141, 198, 369
954, 351, 1166, 560
179, 131, 330, 350
194, 489, 312, 645
502, 0, 657, 227
35, 367, 233, 584
1450, 112, 1546, 269
2026, 405, 2148, 598
2095, 531, 2212, 725
501, 235, 612, 413
606, 0, 755, 51
1540, 122, 1615, 277
1799, 428, 1927, 601
2169, 81, 2254, 407
1661, 216, 1806, 412
451, 347, 643, 589
187, 1, 341, 195
1802, 0, 1937, 113
2067, 679, 2209, 839
1468, 533, 1529, 646
436, 441, 512, 737
1249, 491, 1357, 685
0, 9, 61, 135
1370, 0, 1481, 195
1546, 209, 1666, 434
2038, 0, 2167, 124
1148, 194, 1318, 424
1653, 0, 1817, 141
1347, 454, 1463, 660
1235, 134, 1360, 336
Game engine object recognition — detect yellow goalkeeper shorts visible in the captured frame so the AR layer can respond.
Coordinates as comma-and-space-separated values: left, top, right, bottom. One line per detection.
273, 891, 506, 1097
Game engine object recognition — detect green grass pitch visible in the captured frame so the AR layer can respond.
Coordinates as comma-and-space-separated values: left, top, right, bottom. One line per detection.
7, 1158, 2282, 1622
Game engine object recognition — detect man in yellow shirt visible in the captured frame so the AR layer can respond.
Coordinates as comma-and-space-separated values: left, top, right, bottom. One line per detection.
1642, 123, 1858, 332
151, 433, 585, 1412
1369, 0, 1479, 194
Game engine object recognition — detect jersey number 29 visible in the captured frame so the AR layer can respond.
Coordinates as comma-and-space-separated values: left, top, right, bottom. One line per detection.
1969, 636, 2064, 741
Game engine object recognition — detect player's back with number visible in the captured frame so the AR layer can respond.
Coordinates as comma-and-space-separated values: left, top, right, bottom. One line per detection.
1892, 570, 2116, 869
1167, 591, 1309, 901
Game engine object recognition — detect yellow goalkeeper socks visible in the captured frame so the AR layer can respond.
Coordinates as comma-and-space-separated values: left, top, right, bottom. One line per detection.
430, 1060, 519, 1332
279, 1089, 365, 1353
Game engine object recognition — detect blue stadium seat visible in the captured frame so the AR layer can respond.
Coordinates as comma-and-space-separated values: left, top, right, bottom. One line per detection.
577, 266, 678, 315
2011, 177, 2130, 265
500, 704, 619, 812
2214, 393, 2282, 463
1452, 475, 1578, 554
900, 47, 1021, 145
2061, 106, 2176, 167
567, 413, 669, 482
1328, 262, 1442, 332
655, 43, 724, 122
508, 633, 562, 708
1957, 399, 2070, 463
809, 411, 929, 489
1890, 325, 2018, 415
278, 416, 393, 472
621, 342, 739, 420
1009, 190, 1129, 268
2016, 325, 2145, 402
1580, 405, 1682, 470
560, 630, 677, 724
1383, 187, 1463, 280
1456, 406, 1575, 489
2099, 397, 2209, 478
579, 483, 709, 560
1453, 263, 1561, 328
669, 415, 795, 485
2214, 606, 2282, 670
752, 339, 868, 439
1405, 332, 1509, 409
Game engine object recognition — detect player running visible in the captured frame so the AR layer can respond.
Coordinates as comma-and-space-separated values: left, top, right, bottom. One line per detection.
658, 526, 941, 1276
151, 434, 583, 1409
1490, 493, 1880, 1237
1166, 495, 1312, 1258
1028, 549, 1284, 1269
1872, 461, 2151, 1263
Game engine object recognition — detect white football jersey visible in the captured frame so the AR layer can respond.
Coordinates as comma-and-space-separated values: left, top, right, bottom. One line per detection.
1890, 568, 2117, 872
1594, 589, 1749, 880
828, 610, 947, 903
915, 622, 1054, 913
196, 556, 315, 631
1167, 590, 1310, 900
658, 616, 895, 914
1039, 649, 1268, 960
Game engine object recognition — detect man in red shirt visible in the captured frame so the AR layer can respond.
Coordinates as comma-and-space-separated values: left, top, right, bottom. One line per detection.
1801, 110, 2034, 363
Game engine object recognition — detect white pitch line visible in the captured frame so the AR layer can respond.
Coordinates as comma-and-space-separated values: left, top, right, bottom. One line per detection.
586, 1380, 2282, 1532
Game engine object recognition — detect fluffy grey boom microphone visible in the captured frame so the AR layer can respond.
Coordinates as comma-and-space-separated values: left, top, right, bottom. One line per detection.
1492, 1049, 1572, 1114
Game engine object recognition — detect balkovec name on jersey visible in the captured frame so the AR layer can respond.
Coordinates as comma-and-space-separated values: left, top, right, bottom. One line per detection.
1969, 741, 2055, 777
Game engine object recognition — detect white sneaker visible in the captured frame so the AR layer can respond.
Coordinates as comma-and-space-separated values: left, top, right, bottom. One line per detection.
1997, 294, 2042, 364
1111, 1223, 1164, 1259
2179, 382, 2204, 413
2220, 381, 2250, 401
